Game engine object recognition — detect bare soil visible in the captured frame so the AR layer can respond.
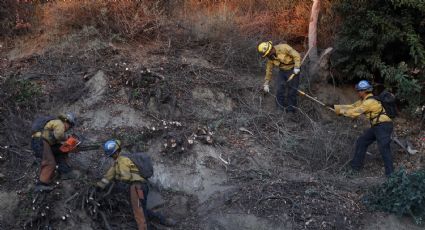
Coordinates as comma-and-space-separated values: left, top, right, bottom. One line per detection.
0, 34, 424, 230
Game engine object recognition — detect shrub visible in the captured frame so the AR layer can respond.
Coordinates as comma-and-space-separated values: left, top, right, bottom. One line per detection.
364, 169, 425, 224
332, 0, 425, 111
45, 0, 165, 40
0, 0, 36, 36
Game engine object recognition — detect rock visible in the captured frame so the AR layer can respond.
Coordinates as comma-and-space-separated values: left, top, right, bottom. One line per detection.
147, 189, 166, 210
81, 70, 107, 107
316, 47, 333, 83
0, 191, 19, 224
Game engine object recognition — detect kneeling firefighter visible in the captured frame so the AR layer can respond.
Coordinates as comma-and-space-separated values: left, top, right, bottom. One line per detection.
96, 139, 176, 230
31, 112, 79, 192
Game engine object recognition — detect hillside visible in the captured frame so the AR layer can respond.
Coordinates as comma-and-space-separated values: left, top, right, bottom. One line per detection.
0, 1, 424, 230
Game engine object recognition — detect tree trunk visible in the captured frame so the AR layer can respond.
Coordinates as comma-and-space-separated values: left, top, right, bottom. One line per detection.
308, 0, 320, 63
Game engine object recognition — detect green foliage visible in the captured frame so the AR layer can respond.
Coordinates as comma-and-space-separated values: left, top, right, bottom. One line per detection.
5, 79, 42, 108
364, 169, 425, 224
332, 0, 425, 111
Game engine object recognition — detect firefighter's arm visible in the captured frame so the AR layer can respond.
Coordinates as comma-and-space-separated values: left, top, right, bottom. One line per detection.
97, 166, 115, 189
334, 100, 366, 118
264, 60, 274, 83
287, 46, 301, 68
52, 121, 66, 142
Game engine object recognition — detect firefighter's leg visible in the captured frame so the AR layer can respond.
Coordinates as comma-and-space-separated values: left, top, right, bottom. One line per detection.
130, 183, 148, 230
39, 140, 56, 184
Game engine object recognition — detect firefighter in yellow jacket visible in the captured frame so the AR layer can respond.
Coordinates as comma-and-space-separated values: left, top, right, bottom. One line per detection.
329, 80, 394, 176
258, 41, 301, 113
96, 139, 176, 230
31, 113, 77, 192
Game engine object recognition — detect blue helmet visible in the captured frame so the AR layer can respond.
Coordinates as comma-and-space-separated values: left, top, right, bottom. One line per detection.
355, 80, 373, 91
103, 139, 121, 157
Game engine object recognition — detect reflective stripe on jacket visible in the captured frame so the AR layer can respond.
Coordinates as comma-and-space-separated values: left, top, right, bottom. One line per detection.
265, 44, 301, 82
32, 119, 66, 145
334, 93, 392, 126
103, 155, 145, 184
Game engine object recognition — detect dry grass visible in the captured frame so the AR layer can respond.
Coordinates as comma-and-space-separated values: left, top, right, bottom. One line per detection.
39, 0, 165, 40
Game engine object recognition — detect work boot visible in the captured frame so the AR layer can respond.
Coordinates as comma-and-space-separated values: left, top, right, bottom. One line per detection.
160, 217, 177, 227
34, 183, 54, 193
60, 170, 81, 180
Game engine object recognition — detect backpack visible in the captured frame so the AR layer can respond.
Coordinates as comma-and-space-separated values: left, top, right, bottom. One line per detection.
31, 115, 56, 134
367, 90, 398, 118
122, 152, 154, 179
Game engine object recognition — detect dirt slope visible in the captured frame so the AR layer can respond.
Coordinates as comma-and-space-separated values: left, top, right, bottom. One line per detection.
0, 35, 424, 230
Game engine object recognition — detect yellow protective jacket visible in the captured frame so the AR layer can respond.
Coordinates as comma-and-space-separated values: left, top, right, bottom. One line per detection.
264, 44, 301, 82
32, 119, 66, 145
101, 155, 145, 185
334, 93, 392, 126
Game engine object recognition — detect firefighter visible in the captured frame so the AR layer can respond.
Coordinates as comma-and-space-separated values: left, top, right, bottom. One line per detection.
96, 139, 176, 230
31, 112, 79, 192
328, 80, 394, 176
258, 41, 301, 113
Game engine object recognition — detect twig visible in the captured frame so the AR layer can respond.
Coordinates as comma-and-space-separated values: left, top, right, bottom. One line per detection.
65, 192, 79, 204
102, 182, 115, 198
99, 210, 113, 230
14, 175, 26, 181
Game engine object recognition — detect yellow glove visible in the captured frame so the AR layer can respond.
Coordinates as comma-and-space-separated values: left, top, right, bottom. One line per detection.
334, 106, 342, 116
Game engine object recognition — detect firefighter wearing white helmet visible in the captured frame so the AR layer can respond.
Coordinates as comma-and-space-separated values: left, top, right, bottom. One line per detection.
258, 41, 301, 113
31, 112, 79, 192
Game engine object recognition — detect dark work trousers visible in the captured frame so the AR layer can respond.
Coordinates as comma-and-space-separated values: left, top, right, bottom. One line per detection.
275, 69, 300, 112
350, 122, 394, 176
128, 182, 166, 230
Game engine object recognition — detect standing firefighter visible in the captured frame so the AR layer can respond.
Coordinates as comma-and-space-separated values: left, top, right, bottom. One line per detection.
31, 112, 78, 192
328, 80, 394, 176
258, 41, 301, 113
96, 139, 176, 230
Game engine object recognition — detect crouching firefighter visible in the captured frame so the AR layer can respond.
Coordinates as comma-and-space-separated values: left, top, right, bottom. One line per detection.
96, 139, 176, 230
328, 80, 394, 176
257, 41, 301, 113
31, 112, 80, 192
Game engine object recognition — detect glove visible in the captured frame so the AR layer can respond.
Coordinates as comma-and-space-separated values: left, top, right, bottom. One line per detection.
263, 83, 270, 93
293, 68, 300, 75
96, 181, 106, 190
263, 84, 270, 93
96, 178, 109, 190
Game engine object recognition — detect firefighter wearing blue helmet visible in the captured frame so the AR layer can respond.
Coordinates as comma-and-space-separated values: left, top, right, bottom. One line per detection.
328, 80, 394, 176
97, 139, 176, 229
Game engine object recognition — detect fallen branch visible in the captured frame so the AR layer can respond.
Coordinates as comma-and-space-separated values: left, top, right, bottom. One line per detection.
99, 210, 113, 230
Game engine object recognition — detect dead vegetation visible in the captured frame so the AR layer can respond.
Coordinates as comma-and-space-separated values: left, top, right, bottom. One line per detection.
1, 1, 424, 230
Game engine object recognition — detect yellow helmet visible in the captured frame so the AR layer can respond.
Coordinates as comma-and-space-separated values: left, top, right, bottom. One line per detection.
257, 41, 273, 57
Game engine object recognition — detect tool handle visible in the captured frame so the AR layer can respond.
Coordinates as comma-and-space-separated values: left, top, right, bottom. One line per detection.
297, 89, 335, 112
287, 73, 297, 82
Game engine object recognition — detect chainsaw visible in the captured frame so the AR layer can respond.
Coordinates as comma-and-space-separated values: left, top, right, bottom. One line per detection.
60, 134, 101, 153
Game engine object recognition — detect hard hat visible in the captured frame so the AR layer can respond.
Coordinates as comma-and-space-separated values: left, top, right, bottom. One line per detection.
355, 80, 373, 91
59, 112, 77, 127
103, 139, 121, 157
258, 41, 273, 57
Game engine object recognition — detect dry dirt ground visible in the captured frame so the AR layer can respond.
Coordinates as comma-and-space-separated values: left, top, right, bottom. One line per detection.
0, 35, 424, 230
